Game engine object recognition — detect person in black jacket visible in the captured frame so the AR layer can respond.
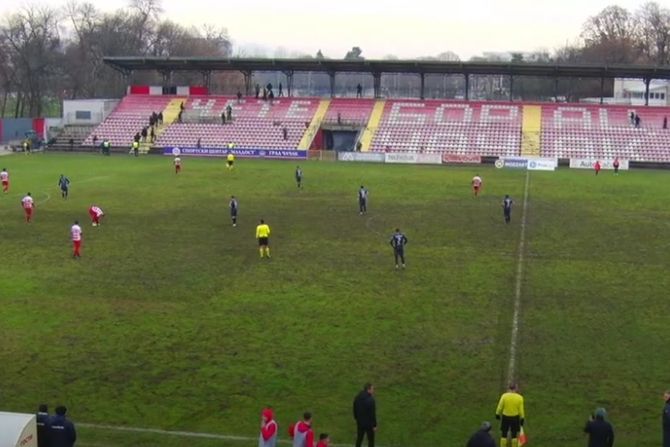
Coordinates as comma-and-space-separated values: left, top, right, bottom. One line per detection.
48, 405, 76, 447
663, 391, 670, 447
466, 421, 496, 447
584, 408, 614, 447
36, 404, 50, 447
353, 383, 377, 447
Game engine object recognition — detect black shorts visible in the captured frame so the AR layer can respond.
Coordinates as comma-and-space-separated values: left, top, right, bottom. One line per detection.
501, 415, 521, 437
258, 237, 269, 246
227, 160, 234, 166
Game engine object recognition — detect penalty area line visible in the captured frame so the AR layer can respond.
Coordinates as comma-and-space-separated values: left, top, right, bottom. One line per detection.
506, 169, 530, 385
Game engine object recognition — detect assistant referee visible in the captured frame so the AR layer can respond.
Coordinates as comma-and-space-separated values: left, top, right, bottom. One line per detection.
256, 219, 271, 258
495, 384, 525, 447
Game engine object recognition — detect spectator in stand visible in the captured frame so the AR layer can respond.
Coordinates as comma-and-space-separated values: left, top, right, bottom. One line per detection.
353, 383, 377, 447
197, 138, 202, 149
263, 87, 268, 101
180, 102, 185, 111
92, 135, 98, 147
629, 112, 635, 125
278, 82, 284, 97
150, 126, 155, 143
266, 82, 273, 95
177, 110, 183, 123
664, 116, 667, 129
48, 405, 76, 447
635, 114, 641, 128
255, 83, 261, 98
269, 90, 275, 102
237, 90, 243, 103
584, 408, 614, 447
337, 112, 342, 124
36, 404, 51, 447
158, 111, 163, 125
466, 421, 496, 447
282, 127, 288, 140
141, 127, 148, 142
69, 138, 74, 151
289, 412, 314, 447
356, 83, 363, 98
134, 132, 141, 143
259, 408, 278, 447
149, 114, 155, 128
316, 433, 330, 447
227, 104, 233, 121
663, 390, 670, 447
221, 111, 226, 125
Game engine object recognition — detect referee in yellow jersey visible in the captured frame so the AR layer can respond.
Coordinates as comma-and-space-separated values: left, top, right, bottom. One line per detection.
495, 384, 525, 447
226, 151, 235, 170
256, 219, 271, 258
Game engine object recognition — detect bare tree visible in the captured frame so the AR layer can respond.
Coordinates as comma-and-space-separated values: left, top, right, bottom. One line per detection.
636, 1, 670, 64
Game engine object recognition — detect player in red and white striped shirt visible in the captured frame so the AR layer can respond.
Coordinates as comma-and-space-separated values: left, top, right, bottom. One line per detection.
21, 193, 34, 223
71, 220, 82, 258
0, 168, 9, 193
174, 157, 182, 174
88, 206, 104, 226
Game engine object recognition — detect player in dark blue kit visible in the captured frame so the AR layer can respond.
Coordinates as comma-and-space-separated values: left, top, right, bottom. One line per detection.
502, 195, 513, 224
358, 186, 368, 215
295, 166, 303, 189
390, 228, 408, 269
230, 195, 238, 227
58, 174, 71, 199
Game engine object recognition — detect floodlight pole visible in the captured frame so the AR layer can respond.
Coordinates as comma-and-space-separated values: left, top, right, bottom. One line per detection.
600, 77, 605, 105
644, 77, 651, 106
419, 72, 425, 100
373, 72, 382, 98
329, 71, 336, 98
554, 77, 559, 102
464, 73, 470, 100
509, 74, 514, 101
201, 71, 211, 91
283, 70, 294, 97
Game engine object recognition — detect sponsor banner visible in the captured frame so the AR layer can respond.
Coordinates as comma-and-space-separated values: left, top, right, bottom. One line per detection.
496, 157, 529, 169
385, 152, 442, 165
442, 154, 482, 164
527, 157, 558, 171
163, 147, 307, 159
337, 151, 385, 163
569, 158, 630, 170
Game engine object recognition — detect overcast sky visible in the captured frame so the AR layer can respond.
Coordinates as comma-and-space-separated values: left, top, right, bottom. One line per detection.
0, 0, 660, 59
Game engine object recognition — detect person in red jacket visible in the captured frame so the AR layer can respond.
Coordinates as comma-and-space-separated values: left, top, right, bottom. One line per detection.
594, 160, 601, 176
316, 433, 330, 447
289, 412, 314, 447
259, 407, 278, 447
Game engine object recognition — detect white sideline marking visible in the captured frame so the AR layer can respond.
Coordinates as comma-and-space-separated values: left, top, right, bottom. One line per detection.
507, 170, 530, 384
79, 422, 362, 447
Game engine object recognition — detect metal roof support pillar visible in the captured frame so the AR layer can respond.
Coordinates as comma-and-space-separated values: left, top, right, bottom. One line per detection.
420, 72, 425, 100
600, 77, 605, 105
554, 77, 559, 102
201, 71, 211, 91
160, 70, 172, 86
373, 72, 382, 99
283, 70, 294, 97
329, 71, 336, 98
644, 77, 651, 106
242, 71, 252, 96
509, 74, 514, 101
464, 73, 470, 101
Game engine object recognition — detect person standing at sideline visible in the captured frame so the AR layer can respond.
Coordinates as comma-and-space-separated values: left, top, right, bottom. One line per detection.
358, 186, 369, 215
48, 405, 76, 447
613, 158, 620, 175
230, 196, 239, 227
584, 407, 614, 447
472, 174, 483, 197
389, 228, 408, 269
295, 166, 303, 189
36, 404, 51, 447
289, 412, 314, 447
353, 383, 377, 447
256, 219, 271, 258
71, 220, 82, 259
594, 160, 601, 176
259, 407, 278, 447
663, 391, 670, 447
467, 421, 496, 447
502, 195, 513, 224
174, 156, 182, 174
495, 384, 525, 447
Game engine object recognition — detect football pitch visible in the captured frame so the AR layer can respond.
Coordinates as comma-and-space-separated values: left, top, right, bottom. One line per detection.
1, 153, 669, 447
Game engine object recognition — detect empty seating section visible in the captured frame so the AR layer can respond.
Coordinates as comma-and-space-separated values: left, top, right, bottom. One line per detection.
540, 104, 670, 161
370, 100, 522, 157
324, 99, 375, 125
83, 96, 173, 147
155, 96, 319, 149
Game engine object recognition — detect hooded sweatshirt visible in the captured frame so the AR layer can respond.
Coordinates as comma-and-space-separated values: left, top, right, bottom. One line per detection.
259, 408, 278, 447
289, 420, 314, 447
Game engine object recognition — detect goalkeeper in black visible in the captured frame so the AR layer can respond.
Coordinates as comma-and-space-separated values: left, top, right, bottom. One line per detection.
390, 229, 408, 269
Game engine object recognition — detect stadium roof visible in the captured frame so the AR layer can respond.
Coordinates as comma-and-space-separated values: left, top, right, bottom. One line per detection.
103, 56, 670, 80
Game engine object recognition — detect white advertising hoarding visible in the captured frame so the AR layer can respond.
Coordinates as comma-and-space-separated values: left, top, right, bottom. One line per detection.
0, 412, 37, 447
385, 152, 442, 165
569, 159, 630, 170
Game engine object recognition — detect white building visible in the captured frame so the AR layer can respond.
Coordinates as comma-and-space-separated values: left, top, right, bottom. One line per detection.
613, 79, 669, 106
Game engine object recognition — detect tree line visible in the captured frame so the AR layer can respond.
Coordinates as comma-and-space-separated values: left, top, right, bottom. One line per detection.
1, 1, 669, 117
